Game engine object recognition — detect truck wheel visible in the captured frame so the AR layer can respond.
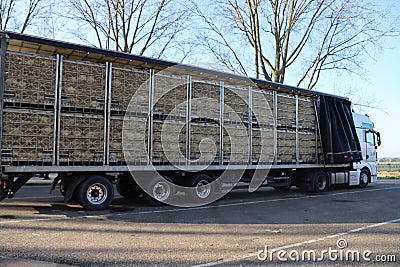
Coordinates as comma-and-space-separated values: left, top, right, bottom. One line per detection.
189, 174, 214, 202
359, 169, 369, 188
116, 175, 141, 199
142, 176, 175, 206
77, 176, 114, 210
313, 171, 328, 193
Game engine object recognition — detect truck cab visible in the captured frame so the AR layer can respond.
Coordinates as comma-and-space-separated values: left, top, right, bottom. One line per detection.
351, 113, 381, 186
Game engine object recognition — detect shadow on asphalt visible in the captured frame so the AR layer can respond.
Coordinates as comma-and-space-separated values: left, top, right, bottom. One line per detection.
1, 181, 399, 225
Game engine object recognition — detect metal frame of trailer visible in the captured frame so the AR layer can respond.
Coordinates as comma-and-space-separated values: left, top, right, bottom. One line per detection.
0, 31, 352, 175
0, 31, 368, 210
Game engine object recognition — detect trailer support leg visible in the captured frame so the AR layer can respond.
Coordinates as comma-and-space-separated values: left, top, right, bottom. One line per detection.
9, 176, 31, 198
0, 175, 31, 199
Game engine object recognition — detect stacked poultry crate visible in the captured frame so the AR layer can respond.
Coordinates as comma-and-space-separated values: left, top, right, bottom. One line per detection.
223, 84, 251, 164
275, 93, 321, 164
189, 80, 221, 164
151, 73, 187, 165
249, 89, 274, 164
1, 48, 322, 168
2, 52, 55, 165
109, 66, 149, 165
59, 60, 106, 165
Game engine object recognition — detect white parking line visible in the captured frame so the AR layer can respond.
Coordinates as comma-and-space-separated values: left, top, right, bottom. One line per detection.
191, 217, 400, 267
1, 186, 400, 225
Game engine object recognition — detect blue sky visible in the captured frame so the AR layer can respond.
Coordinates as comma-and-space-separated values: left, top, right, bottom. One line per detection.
24, 0, 399, 158
348, 34, 400, 158
310, 1, 400, 158
316, 36, 400, 158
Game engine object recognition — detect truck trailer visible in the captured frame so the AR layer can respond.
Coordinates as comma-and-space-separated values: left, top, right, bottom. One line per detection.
0, 32, 381, 210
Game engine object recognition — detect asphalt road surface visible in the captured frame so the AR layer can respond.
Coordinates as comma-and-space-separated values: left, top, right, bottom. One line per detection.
0, 179, 399, 266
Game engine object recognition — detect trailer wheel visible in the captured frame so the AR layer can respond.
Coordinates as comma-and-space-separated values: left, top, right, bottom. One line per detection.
313, 171, 328, 193
359, 169, 369, 188
77, 176, 114, 210
116, 175, 141, 199
189, 174, 214, 202
142, 176, 175, 206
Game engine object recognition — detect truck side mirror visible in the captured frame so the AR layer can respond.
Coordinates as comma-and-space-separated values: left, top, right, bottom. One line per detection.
376, 132, 381, 147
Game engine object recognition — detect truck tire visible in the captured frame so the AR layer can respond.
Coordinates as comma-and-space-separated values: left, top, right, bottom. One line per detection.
116, 175, 141, 199
77, 176, 114, 210
142, 176, 175, 206
313, 171, 328, 193
189, 174, 215, 203
359, 169, 369, 188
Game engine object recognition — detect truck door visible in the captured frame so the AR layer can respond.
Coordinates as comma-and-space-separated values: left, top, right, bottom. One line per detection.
365, 130, 377, 176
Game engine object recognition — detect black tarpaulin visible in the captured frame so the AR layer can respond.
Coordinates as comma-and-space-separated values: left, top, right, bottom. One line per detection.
317, 96, 362, 164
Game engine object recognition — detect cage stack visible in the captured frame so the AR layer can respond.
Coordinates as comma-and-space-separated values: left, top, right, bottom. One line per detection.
2, 52, 56, 165
251, 89, 274, 163
190, 80, 221, 164
59, 60, 106, 165
298, 98, 319, 163
223, 85, 250, 164
152, 73, 187, 165
109, 66, 149, 165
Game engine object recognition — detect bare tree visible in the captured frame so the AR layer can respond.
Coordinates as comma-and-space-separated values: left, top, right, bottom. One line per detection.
67, 0, 190, 59
0, 0, 46, 33
196, 0, 397, 89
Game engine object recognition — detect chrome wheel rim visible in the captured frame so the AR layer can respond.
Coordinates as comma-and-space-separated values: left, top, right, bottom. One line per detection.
196, 180, 211, 199
361, 172, 368, 184
153, 181, 170, 201
86, 183, 108, 205
317, 175, 326, 190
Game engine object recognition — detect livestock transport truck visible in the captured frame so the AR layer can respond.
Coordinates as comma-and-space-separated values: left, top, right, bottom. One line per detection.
0, 32, 381, 210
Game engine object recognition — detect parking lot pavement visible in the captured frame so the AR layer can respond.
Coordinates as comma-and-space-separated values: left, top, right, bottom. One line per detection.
0, 179, 399, 266
0, 256, 76, 267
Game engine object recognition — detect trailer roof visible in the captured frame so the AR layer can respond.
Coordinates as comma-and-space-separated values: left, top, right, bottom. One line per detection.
2, 31, 347, 100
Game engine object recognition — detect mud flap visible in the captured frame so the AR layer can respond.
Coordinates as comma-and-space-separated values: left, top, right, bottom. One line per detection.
64, 175, 86, 203
0, 187, 7, 201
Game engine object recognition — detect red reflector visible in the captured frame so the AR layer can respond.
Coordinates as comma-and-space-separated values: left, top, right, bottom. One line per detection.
0, 180, 2, 186
343, 153, 353, 159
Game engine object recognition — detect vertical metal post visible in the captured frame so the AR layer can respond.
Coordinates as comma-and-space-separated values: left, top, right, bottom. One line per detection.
53, 54, 63, 166
147, 69, 155, 164
0, 34, 8, 173
248, 86, 253, 164
295, 95, 299, 164
103, 62, 112, 165
186, 75, 192, 164
219, 81, 224, 165
273, 91, 278, 164
52, 55, 60, 165
314, 98, 324, 165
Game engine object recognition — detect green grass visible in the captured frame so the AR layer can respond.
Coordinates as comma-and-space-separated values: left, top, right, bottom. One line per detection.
378, 172, 400, 179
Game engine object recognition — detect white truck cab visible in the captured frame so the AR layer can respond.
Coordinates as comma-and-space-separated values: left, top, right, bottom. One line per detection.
350, 113, 381, 186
